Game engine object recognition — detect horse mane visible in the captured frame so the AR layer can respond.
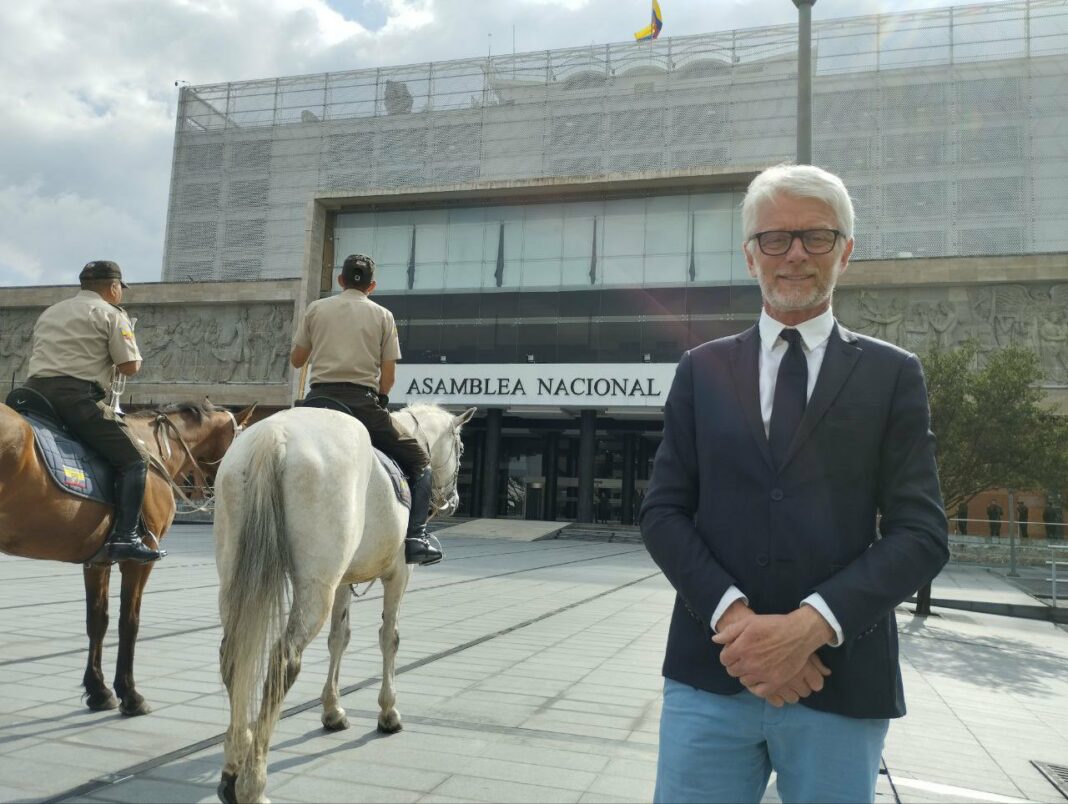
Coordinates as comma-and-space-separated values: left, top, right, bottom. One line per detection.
129, 400, 220, 423
401, 402, 452, 425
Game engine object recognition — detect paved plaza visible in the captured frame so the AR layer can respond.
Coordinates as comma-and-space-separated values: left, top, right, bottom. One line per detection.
0, 521, 1066, 803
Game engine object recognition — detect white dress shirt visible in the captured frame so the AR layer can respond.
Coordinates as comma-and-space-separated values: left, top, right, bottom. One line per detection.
710, 308, 844, 646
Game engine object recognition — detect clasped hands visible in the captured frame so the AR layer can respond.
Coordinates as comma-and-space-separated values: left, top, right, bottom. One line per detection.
711, 600, 834, 708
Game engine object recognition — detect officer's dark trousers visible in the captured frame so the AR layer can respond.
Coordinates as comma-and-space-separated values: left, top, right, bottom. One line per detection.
23, 376, 144, 470
308, 382, 429, 477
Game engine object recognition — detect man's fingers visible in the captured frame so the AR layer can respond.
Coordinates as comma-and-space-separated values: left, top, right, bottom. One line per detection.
809, 653, 832, 676
711, 621, 743, 645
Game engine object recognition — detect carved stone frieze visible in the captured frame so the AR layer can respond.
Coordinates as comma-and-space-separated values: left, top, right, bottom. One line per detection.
0, 302, 294, 388
835, 282, 1068, 385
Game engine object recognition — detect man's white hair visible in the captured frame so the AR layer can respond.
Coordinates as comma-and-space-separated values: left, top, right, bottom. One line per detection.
741, 163, 855, 241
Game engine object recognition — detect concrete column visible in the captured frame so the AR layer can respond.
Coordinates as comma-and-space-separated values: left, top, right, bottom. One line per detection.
480, 408, 502, 518
577, 410, 596, 523
468, 430, 484, 516
544, 431, 559, 521
621, 432, 637, 525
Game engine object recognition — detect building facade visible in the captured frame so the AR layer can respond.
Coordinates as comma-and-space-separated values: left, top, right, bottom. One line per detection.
43, 1, 1068, 522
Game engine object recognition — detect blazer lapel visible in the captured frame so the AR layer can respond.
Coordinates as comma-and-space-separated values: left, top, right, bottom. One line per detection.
780, 322, 862, 470
728, 325, 775, 471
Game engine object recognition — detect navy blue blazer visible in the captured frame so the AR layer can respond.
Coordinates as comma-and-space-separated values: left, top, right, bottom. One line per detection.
639, 322, 948, 719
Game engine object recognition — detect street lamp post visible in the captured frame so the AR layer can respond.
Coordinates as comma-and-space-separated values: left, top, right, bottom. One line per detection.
794, 0, 816, 164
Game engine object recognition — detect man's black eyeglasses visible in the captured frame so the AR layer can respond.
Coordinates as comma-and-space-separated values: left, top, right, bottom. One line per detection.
748, 229, 842, 256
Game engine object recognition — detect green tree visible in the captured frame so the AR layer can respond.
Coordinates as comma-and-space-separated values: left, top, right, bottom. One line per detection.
915, 342, 1068, 615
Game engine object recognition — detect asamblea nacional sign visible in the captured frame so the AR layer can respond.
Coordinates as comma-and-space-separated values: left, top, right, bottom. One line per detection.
392, 363, 677, 408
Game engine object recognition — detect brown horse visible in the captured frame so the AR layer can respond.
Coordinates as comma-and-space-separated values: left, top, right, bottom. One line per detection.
0, 399, 255, 715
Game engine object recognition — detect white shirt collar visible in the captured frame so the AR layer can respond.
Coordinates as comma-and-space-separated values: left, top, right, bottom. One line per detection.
758, 307, 836, 352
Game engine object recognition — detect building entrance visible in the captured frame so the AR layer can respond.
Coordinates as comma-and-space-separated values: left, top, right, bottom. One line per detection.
452, 414, 661, 524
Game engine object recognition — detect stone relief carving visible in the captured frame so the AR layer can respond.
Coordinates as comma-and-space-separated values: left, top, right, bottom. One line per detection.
0, 310, 38, 387
836, 282, 1068, 385
0, 302, 293, 388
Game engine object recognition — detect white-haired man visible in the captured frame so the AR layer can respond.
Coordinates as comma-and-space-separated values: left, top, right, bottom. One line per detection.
640, 164, 948, 803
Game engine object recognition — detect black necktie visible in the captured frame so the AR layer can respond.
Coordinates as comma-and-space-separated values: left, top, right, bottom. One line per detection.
769, 328, 807, 469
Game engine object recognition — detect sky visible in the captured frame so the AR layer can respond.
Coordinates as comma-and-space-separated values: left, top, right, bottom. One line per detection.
0, 0, 975, 287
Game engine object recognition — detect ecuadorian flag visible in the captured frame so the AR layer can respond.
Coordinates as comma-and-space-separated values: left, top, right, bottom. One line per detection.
634, 0, 663, 41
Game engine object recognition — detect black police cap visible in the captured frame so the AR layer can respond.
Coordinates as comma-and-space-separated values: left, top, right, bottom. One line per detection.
79, 260, 128, 288
341, 254, 375, 285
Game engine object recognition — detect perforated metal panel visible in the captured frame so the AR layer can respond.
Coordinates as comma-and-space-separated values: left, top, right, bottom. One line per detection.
162, 0, 1068, 281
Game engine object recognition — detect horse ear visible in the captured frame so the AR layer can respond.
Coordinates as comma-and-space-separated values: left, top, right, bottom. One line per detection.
236, 403, 259, 427
452, 407, 477, 428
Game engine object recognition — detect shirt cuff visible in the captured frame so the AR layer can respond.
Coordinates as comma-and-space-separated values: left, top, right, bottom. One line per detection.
711, 586, 748, 633
801, 593, 843, 647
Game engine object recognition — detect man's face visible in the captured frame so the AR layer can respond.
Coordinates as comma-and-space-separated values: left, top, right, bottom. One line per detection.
744, 194, 853, 323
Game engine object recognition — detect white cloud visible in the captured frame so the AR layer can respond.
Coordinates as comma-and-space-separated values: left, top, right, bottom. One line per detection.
0, 179, 161, 286
0, 0, 968, 287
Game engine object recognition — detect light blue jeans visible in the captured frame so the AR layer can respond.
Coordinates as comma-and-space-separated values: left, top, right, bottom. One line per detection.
654, 678, 889, 804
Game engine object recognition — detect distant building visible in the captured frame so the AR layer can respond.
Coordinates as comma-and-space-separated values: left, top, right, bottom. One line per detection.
13, 0, 1066, 523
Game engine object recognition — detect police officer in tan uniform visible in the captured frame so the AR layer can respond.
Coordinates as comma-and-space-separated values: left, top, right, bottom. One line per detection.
22, 260, 164, 563
291, 254, 443, 565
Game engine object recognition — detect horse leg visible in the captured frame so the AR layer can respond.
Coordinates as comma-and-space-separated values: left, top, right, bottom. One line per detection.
236, 583, 332, 804
320, 585, 352, 731
113, 562, 153, 716
82, 564, 118, 711
377, 561, 411, 734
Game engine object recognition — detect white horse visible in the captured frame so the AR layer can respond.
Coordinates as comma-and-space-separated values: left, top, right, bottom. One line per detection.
214, 403, 475, 804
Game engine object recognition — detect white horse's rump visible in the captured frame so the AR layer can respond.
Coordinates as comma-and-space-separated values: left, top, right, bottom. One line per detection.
214, 404, 475, 804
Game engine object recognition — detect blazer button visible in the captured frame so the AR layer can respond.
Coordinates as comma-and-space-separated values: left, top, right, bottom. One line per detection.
757, 554, 770, 567
770, 488, 784, 501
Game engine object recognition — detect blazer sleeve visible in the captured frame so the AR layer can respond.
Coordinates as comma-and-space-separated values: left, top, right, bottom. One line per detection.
813, 352, 949, 640
640, 350, 740, 630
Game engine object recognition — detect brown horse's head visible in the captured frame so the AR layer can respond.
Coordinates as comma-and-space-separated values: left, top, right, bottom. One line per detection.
128, 399, 258, 494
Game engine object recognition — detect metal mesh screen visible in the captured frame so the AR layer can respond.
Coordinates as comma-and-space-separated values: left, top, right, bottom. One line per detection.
163, 0, 1068, 281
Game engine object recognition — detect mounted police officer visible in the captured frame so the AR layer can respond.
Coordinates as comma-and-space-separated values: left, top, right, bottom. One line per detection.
290, 254, 443, 566
22, 260, 164, 563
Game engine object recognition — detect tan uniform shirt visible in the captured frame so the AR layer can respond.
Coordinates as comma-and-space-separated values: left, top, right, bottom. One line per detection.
28, 290, 142, 389
293, 289, 401, 390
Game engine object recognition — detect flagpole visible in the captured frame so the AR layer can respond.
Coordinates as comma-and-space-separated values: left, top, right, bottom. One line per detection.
793, 0, 816, 164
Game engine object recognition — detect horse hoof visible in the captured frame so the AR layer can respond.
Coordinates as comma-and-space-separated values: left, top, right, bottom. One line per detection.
86, 692, 118, 711
120, 698, 152, 717
217, 772, 237, 804
321, 712, 350, 732
377, 714, 403, 734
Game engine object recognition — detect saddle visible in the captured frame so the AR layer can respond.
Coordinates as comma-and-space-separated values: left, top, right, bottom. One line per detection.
295, 395, 411, 509
4, 387, 115, 505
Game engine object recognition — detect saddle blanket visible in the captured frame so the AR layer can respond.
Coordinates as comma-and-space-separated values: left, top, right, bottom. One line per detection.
374, 448, 411, 509
25, 414, 114, 505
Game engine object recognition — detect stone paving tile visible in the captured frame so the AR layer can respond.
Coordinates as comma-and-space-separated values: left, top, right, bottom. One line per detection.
434, 774, 583, 803
4, 528, 1068, 803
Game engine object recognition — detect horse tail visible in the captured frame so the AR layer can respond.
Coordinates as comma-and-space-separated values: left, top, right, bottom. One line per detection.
218, 423, 293, 730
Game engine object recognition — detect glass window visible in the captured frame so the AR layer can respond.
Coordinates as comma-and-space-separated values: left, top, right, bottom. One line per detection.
561, 258, 593, 287
645, 195, 689, 255
602, 198, 646, 257
601, 256, 643, 286
692, 193, 735, 250
413, 264, 444, 290
373, 219, 413, 266
413, 210, 447, 262
335, 217, 376, 264
444, 262, 482, 290
522, 208, 564, 261
521, 258, 562, 288
447, 222, 488, 263
645, 253, 688, 285
374, 263, 409, 291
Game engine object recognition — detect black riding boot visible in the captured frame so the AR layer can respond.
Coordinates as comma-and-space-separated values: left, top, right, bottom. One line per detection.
106, 463, 165, 564
404, 466, 443, 566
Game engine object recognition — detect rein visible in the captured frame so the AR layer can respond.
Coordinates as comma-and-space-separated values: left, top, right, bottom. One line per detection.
401, 410, 462, 513
152, 414, 210, 493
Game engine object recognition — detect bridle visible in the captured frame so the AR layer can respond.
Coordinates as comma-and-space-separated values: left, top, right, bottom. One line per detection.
147, 409, 245, 510
401, 409, 464, 514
